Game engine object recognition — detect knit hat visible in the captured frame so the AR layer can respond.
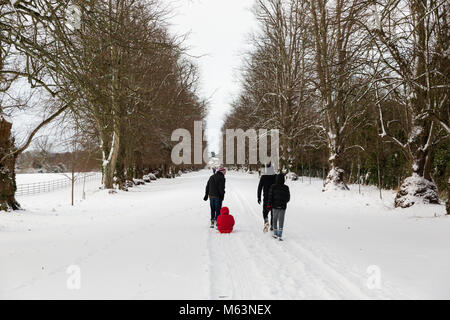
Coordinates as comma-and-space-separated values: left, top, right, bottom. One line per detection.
218, 166, 226, 174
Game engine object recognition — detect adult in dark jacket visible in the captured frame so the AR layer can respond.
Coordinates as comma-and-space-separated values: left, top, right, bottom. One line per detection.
267, 173, 290, 240
257, 163, 276, 232
204, 167, 226, 227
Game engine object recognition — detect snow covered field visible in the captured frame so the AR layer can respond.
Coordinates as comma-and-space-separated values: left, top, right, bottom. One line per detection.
1, 170, 449, 299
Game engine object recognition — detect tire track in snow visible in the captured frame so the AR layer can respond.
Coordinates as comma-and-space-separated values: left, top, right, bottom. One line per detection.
230, 189, 335, 299
231, 186, 373, 299
209, 186, 331, 299
220, 235, 256, 299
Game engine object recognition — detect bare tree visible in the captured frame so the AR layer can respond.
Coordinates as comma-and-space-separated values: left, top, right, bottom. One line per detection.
308, 0, 372, 191
368, 0, 449, 207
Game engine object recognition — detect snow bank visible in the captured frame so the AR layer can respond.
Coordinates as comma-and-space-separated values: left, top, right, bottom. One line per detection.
395, 174, 439, 208
322, 168, 350, 191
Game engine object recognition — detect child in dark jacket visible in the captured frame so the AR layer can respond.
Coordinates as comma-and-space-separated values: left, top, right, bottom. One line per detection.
267, 174, 290, 240
216, 207, 235, 234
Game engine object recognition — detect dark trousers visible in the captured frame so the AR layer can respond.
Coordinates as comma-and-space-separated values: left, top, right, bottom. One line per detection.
210, 197, 222, 221
262, 199, 273, 226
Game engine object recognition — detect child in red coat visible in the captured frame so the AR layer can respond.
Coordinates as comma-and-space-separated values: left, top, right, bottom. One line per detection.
216, 207, 235, 234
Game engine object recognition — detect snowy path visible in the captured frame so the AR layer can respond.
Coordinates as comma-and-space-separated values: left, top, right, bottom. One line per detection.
209, 175, 384, 300
1, 170, 449, 299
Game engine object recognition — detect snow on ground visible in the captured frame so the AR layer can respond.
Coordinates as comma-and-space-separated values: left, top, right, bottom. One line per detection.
1, 170, 449, 299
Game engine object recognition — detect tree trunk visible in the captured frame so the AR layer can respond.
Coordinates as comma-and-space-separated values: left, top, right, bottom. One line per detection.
71, 166, 75, 206
446, 177, 449, 215
322, 135, 349, 191
349, 161, 354, 184
162, 163, 168, 178
0, 118, 20, 211
102, 131, 120, 189
134, 150, 143, 179
115, 146, 126, 190
102, 22, 122, 190
376, 134, 382, 200
126, 166, 134, 181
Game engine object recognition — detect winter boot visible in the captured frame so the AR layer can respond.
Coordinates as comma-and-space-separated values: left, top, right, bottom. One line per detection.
263, 221, 269, 233
210, 220, 215, 228
278, 230, 283, 241
272, 229, 279, 239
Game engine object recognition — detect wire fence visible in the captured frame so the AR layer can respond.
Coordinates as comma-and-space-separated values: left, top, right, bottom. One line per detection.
16, 172, 102, 196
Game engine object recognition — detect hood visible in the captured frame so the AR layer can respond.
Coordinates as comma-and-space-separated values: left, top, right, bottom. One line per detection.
275, 173, 285, 185
215, 170, 224, 177
262, 164, 275, 176
220, 207, 229, 215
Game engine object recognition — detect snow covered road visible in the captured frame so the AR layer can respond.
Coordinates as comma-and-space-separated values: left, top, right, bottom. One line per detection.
1, 170, 449, 299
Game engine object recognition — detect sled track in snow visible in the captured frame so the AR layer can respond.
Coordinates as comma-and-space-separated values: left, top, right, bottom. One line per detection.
207, 212, 260, 299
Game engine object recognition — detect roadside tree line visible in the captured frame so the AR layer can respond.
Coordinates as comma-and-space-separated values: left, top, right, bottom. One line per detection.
223, 0, 449, 209
0, 0, 206, 211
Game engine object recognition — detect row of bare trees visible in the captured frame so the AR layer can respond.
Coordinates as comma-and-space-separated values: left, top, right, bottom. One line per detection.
0, 0, 206, 211
223, 0, 449, 209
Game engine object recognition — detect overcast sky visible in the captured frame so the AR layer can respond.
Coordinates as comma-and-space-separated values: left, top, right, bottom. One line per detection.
11, 0, 258, 154
165, 0, 258, 154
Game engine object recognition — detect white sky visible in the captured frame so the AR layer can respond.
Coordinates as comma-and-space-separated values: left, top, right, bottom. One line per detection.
164, 0, 258, 154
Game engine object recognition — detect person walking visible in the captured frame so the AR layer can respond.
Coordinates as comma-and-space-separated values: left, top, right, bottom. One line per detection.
257, 163, 277, 232
204, 166, 226, 228
267, 173, 290, 241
